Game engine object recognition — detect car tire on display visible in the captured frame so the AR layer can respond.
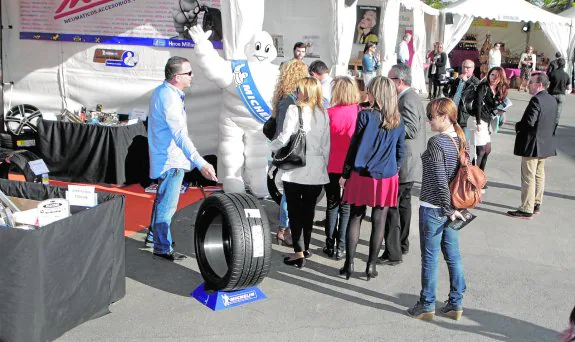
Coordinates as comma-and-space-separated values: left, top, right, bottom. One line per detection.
266, 165, 326, 205
0, 149, 43, 182
4, 104, 42, 136
194, 192, 272, 292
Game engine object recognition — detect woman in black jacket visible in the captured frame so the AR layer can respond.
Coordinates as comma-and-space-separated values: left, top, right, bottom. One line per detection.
432, 43, 447, 99
472, 66, 509, 176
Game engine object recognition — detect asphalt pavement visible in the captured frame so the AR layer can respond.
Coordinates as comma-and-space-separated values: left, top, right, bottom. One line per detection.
60, 89, 575, 342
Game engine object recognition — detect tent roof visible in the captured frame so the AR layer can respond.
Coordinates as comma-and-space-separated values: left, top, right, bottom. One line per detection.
442, 0, 571, 25
399, 0, 440, 16
559, 6, 575, 18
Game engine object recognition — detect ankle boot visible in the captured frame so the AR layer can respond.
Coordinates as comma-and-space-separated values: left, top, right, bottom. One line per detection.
366, 262, 378, 281
339, 261, 354, 280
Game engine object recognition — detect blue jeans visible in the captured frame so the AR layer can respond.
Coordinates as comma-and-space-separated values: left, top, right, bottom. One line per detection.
279, 194, 289, 228
148, 168, 185, 254
418, 206, 466, 310
325, 173, 349, 251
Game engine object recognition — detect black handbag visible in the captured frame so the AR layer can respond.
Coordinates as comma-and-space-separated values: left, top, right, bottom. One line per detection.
262, 116, 276, 140
272, 106, 306, 170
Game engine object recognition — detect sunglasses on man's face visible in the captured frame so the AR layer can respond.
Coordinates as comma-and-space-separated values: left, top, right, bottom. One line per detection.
178, 71, 193, 76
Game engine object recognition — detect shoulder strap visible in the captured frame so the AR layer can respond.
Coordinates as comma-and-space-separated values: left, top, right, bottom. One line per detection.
445, 134, 468, 166
297, 106, 303, 130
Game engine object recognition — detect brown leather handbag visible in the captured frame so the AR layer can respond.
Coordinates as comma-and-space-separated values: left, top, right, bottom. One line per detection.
447, 136, 487, 209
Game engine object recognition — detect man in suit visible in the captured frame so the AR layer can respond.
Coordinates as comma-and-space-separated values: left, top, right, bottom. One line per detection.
548, 57, 571, 133
379, 64, 426, 264
448, 59, 480, 142
507, 73, 557, 220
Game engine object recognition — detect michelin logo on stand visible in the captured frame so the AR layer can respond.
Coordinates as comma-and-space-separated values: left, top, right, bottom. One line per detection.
191, 283, 266, 311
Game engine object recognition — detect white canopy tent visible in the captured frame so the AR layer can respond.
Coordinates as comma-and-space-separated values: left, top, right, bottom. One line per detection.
376, 0, 440, 93
441, 0, 573, 71
559, 6, 575, 75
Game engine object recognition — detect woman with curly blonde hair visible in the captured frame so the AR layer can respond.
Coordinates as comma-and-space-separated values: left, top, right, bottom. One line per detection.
270, 59, 309, 247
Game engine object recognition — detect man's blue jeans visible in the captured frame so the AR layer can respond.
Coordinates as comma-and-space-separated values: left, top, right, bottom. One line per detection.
279, 194, 289, 228
149, 168, 185, 254
418, 206, 466, 311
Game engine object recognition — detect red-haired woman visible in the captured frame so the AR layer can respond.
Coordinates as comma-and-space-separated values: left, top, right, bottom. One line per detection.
472, 66, 509, 181
407, 98, 469, 321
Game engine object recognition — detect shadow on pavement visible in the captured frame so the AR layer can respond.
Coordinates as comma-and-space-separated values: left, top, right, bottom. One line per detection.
395, 293, 559, 342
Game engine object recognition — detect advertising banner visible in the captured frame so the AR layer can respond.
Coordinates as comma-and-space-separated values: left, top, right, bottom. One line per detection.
19, 0, 223, 49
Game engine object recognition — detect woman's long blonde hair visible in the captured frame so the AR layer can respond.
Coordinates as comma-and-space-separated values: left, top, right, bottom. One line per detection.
296, 77, 325, 117
271, 60, 309, 118
366, 76, 400, 130
330, 76, 360, 107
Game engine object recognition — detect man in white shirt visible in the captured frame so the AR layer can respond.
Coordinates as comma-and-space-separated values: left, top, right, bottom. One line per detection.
397, 33, 412, 64
145, 56, 217, 261
309, 60, 333, 108
488, 42, 502, 70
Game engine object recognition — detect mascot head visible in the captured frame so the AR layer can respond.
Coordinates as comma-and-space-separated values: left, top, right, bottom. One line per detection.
244, 31, 277, 63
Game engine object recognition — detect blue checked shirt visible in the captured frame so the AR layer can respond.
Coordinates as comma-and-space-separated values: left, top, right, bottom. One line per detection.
148, 81, 206, 179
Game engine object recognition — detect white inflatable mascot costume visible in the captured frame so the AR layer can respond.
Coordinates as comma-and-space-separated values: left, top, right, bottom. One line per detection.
188, 0, 278, 197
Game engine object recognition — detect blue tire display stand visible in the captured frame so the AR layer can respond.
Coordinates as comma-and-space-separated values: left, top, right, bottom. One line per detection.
191, 283, 267, 311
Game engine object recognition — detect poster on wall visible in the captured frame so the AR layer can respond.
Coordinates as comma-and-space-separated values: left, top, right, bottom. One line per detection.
302, 35, 320, 58
19, 0, 223, 49
354, 6, 381, 45
272, 34, 284, 57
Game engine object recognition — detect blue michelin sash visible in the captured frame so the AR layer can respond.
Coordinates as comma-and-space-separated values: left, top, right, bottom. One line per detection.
231, 60, 271, 124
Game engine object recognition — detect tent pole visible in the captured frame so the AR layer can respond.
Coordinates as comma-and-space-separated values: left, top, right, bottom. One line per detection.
0, 2, 4, 117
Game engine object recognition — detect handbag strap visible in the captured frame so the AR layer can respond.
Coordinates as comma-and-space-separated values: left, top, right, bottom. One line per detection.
297, 105, 303, 130
445, 134, 468, 166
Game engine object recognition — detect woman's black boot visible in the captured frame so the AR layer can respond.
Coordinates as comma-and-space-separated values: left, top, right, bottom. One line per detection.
366, 262, 378, 281
339, 261, 354, 280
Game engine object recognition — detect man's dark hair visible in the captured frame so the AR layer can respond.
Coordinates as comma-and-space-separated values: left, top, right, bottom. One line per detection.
555, 51, 562, 58
557, 57, 566, 69
293, 42, 306, 51
531, 73, 549, 88
165, 56, 189, 80
309, 60, 329, 75
391, 63, 412, 86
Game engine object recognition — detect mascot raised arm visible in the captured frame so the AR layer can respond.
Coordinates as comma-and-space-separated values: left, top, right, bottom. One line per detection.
188, 24, 278, 197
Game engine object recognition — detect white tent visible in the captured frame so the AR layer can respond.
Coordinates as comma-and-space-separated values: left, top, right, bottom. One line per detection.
559, 6, 575, 73
441, 0, 572, 71
376, 0, 440, 93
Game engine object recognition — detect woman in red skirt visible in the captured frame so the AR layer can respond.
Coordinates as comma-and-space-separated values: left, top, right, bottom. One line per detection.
338, 76, 405, 280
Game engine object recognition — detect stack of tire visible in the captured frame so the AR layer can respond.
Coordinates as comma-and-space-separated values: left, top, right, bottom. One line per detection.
194, 192, 272, 292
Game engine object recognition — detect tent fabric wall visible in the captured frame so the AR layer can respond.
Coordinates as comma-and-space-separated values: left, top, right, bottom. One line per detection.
411, 6, 426, 93
379, 0, 401, 77
221, 0, 264, 60
263, 0, 331, 66
330, 0, 358, 76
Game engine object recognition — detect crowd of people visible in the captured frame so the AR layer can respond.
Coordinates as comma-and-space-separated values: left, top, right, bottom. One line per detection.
144, 39, 568, 321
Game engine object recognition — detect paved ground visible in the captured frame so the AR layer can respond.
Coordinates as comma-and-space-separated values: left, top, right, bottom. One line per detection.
60, 89, 575, 342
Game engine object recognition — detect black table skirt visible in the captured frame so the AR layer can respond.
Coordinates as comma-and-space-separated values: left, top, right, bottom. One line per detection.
36, 119, 149, 185
0, 179, 126, 342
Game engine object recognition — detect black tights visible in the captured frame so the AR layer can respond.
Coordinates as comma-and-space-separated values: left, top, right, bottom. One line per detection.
346, 205, 389, 265
476, 143, 492, 171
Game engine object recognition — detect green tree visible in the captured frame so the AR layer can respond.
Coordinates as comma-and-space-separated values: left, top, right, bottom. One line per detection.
527, 0, 574, 12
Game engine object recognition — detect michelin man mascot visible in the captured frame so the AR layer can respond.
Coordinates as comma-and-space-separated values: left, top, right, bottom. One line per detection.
188, 23, 278, 197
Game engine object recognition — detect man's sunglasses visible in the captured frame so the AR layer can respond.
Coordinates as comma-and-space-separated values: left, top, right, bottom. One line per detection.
178, 71, 193, 76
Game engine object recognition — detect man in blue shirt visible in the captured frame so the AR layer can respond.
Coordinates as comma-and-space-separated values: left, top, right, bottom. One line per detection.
146, 56, 217, 261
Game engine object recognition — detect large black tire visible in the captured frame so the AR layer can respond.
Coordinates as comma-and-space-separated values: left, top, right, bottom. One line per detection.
194, 193, 272, 292
0, 149, 43, 182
